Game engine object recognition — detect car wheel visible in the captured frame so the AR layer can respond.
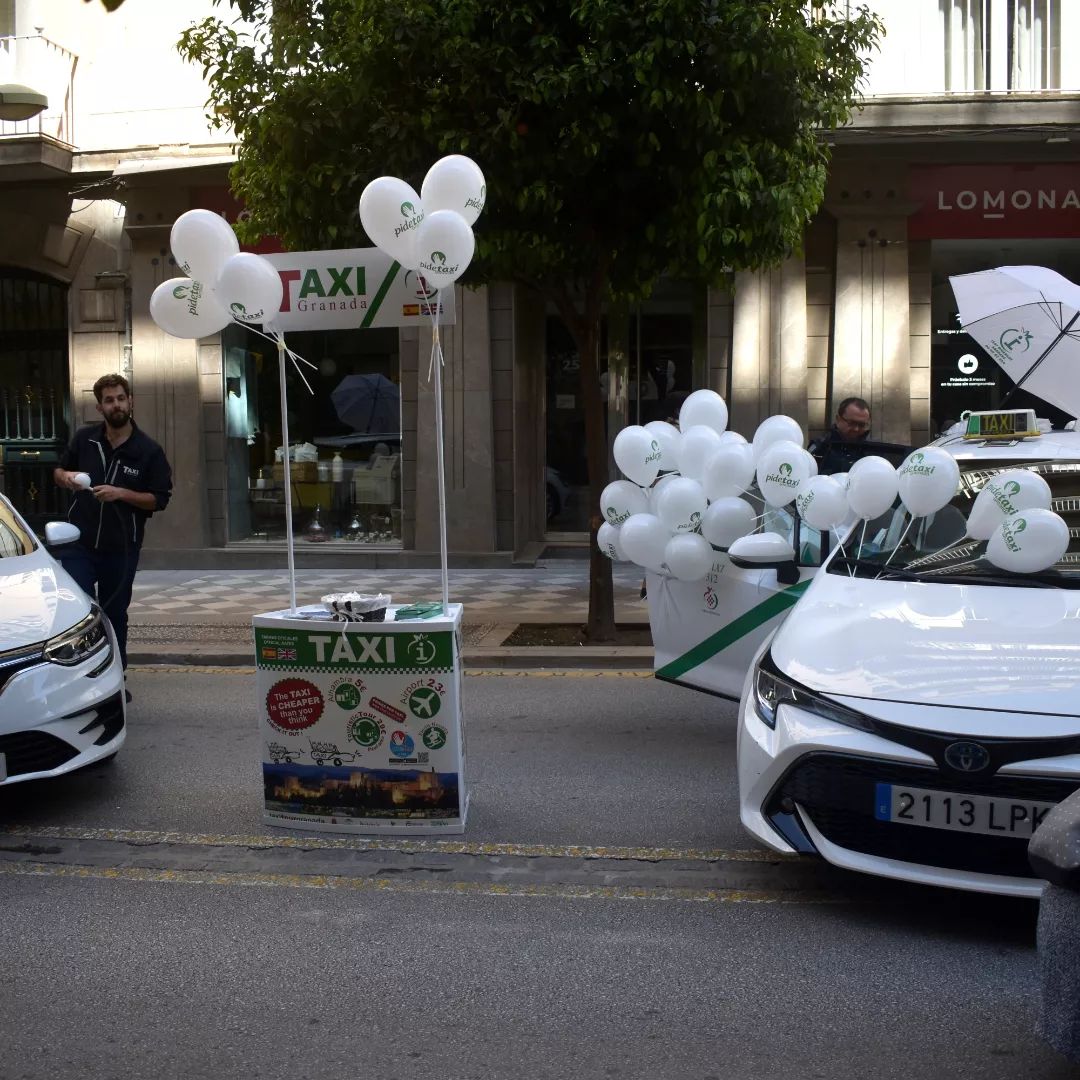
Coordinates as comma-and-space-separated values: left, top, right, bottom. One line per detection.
546, 483, 559, 521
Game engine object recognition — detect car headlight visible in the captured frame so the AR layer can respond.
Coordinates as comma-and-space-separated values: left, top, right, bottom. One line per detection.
752, 650, 874, 732
44, 606, 110, 666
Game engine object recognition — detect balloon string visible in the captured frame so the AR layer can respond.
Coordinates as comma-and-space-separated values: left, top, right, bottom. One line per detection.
904, 536, 969, 570
881, 516, 916, 573
852, 520, 867, 577
240, 321, 316, 395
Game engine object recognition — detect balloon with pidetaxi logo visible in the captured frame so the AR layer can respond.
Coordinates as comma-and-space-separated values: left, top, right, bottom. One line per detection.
150, 277, 231, 339
756, 440, 811, 507
986, 508, 1069, 574
359, 176, 425, 270
751, 414, 805, 462
795, 475, 848, 531
421, 155, 486, 226
414, 210, 475, 289
600, 479, 649, 528
701, 441, 755, 500
644, 420, 682, 470
614, 425, 664, 486
170, 208, 239, 283
596, 521, 626, 562
215, 252, 283, 325
897, 447, 961, 517
700, 497, 756, 549
966, 469, 1052, 540
655, 476, 707, 534
846, 456, 898, 520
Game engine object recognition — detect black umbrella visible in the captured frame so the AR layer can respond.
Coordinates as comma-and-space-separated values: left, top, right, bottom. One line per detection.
330, 373, 401, 433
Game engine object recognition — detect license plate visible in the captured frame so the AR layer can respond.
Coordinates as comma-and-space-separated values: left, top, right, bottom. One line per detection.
874, 782, 1055, 839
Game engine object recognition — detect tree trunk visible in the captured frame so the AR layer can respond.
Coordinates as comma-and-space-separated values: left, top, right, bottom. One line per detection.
577, 321, 616, 642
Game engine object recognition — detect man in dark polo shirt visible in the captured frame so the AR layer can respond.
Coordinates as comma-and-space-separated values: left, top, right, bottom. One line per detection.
53, 374, 173, 697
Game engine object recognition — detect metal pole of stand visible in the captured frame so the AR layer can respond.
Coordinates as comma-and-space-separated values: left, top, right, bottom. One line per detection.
431, 309, 450, 616
277, 336, 297, 613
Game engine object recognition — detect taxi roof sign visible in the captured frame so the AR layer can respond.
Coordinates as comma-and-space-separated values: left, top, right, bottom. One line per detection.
963, 408, 1041, 441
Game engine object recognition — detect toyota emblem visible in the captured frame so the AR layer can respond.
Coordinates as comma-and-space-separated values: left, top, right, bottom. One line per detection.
944, 741, 991, 773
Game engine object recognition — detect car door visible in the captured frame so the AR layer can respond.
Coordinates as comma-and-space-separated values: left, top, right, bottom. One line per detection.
647, 506, 824, 700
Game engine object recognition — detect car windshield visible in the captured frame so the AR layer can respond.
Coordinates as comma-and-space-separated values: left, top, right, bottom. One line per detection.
829, 458, 1080, 587
0, 500, 36, 558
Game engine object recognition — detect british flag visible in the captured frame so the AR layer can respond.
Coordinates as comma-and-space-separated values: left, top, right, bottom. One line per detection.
279, 647, 297, 660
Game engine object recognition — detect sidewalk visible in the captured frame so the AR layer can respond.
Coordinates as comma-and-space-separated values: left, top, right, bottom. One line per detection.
127, 560, 654, 668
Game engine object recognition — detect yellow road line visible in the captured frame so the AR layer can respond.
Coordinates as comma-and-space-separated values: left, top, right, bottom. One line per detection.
126, 666, 655, 677
0, 861, 830, 904
2, 825, 786, 864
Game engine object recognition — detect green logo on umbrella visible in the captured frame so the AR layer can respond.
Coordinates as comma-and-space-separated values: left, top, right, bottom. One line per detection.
999, 328, 1033, 354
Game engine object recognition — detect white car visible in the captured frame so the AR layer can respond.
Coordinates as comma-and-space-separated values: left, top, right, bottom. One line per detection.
649, 417, 1080, 897
0, 494, 125, 785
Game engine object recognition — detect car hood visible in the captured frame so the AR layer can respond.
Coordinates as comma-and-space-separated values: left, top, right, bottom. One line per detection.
0, 548, 92, 652
770, 572, 1080, 717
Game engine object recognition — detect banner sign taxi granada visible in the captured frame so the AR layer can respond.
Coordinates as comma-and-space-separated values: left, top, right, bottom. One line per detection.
253, 609, 468, 835
263, 248, 456, 331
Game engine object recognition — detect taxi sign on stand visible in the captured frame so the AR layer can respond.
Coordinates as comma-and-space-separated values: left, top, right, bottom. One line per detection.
963, 409, 1041, 441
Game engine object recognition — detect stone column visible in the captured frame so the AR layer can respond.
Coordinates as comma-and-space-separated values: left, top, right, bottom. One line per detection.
828, 205, 914, 445
729, 256, 808, 436
414, 284, 496, 553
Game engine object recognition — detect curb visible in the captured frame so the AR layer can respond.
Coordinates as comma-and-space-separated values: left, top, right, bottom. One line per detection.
126, 644, 656, 670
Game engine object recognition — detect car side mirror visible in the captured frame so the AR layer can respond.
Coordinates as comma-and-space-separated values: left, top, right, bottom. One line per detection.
45, 521, 81, 547
728, 532, 800, 585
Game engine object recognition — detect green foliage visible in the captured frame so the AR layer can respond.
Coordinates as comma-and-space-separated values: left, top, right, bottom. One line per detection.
179, 0, 881, 308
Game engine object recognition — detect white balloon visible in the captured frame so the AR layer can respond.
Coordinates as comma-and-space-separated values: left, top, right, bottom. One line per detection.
619, 513, 670, 572
648, 473, 679, 514
150, 277, 231, 340
967, 469, 1053, 541
701, 442, 755, 501
718, 430, 747, 446
795, 475, 849, 531
656, 476, 707, 534
170, 209, 239, 283
897, 447, 961, 518
755, 440, 810, 507
987, 508, 1070, 574
597, 521, 625, 562
664, 533, 714, 581
752, 415, 804, 462
414, 209, 475, 289
73, 472, 92, 490
803, 449, 818, 477
600, 479, 649, 527
614, 425, 664, 486
678, 389, 728, 436
644, 421, 682, 470
846, 456, 898, 520
359, 176, 425, 269
420, 155, 486, 226
700, 497, 756, 549
833, 472, 851, 491
214, 253, 283, 325
676, 424, 723, 481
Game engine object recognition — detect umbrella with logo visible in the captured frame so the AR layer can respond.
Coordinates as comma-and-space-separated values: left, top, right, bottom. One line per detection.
330, 373, 400, 434
950, 265, 1080, 419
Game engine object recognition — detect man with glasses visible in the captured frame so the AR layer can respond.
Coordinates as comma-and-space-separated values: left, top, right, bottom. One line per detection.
808, 396, 872, 475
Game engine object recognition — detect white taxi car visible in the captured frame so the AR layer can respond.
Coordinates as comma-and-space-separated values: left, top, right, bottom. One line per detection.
0, 494, 125, 785
648, 415, 1080, 897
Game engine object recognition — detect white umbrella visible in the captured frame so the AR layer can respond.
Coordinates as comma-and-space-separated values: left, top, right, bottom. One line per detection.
950, 265, 1080, 419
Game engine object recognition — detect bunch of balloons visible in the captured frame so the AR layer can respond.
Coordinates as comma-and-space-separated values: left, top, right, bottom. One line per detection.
597, 389, 1071, 582
150, 211, 283, 339
359, 155, 484, 289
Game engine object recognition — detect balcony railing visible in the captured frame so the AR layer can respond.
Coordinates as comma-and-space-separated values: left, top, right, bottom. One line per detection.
0, 34, 78, 146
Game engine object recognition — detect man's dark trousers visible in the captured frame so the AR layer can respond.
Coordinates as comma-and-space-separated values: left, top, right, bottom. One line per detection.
58, 544, 138, 669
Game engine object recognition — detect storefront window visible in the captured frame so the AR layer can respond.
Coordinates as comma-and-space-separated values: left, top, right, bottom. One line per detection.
930, 239, 1080, 434
545, 282, 703, 534
223, 323, 403, 546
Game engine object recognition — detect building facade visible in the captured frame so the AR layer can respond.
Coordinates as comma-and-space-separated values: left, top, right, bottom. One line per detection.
1, 0, 1078, 565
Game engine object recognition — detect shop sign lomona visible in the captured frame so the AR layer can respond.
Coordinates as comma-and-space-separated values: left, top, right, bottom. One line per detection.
908, 163, 1080, 240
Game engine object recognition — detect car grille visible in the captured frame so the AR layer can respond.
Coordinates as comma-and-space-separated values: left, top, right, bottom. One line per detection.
0, 730, 79, 777
767, 753, 1080, 879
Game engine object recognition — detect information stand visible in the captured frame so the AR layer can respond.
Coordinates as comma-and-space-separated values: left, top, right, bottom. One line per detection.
253, 604, 467, 834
